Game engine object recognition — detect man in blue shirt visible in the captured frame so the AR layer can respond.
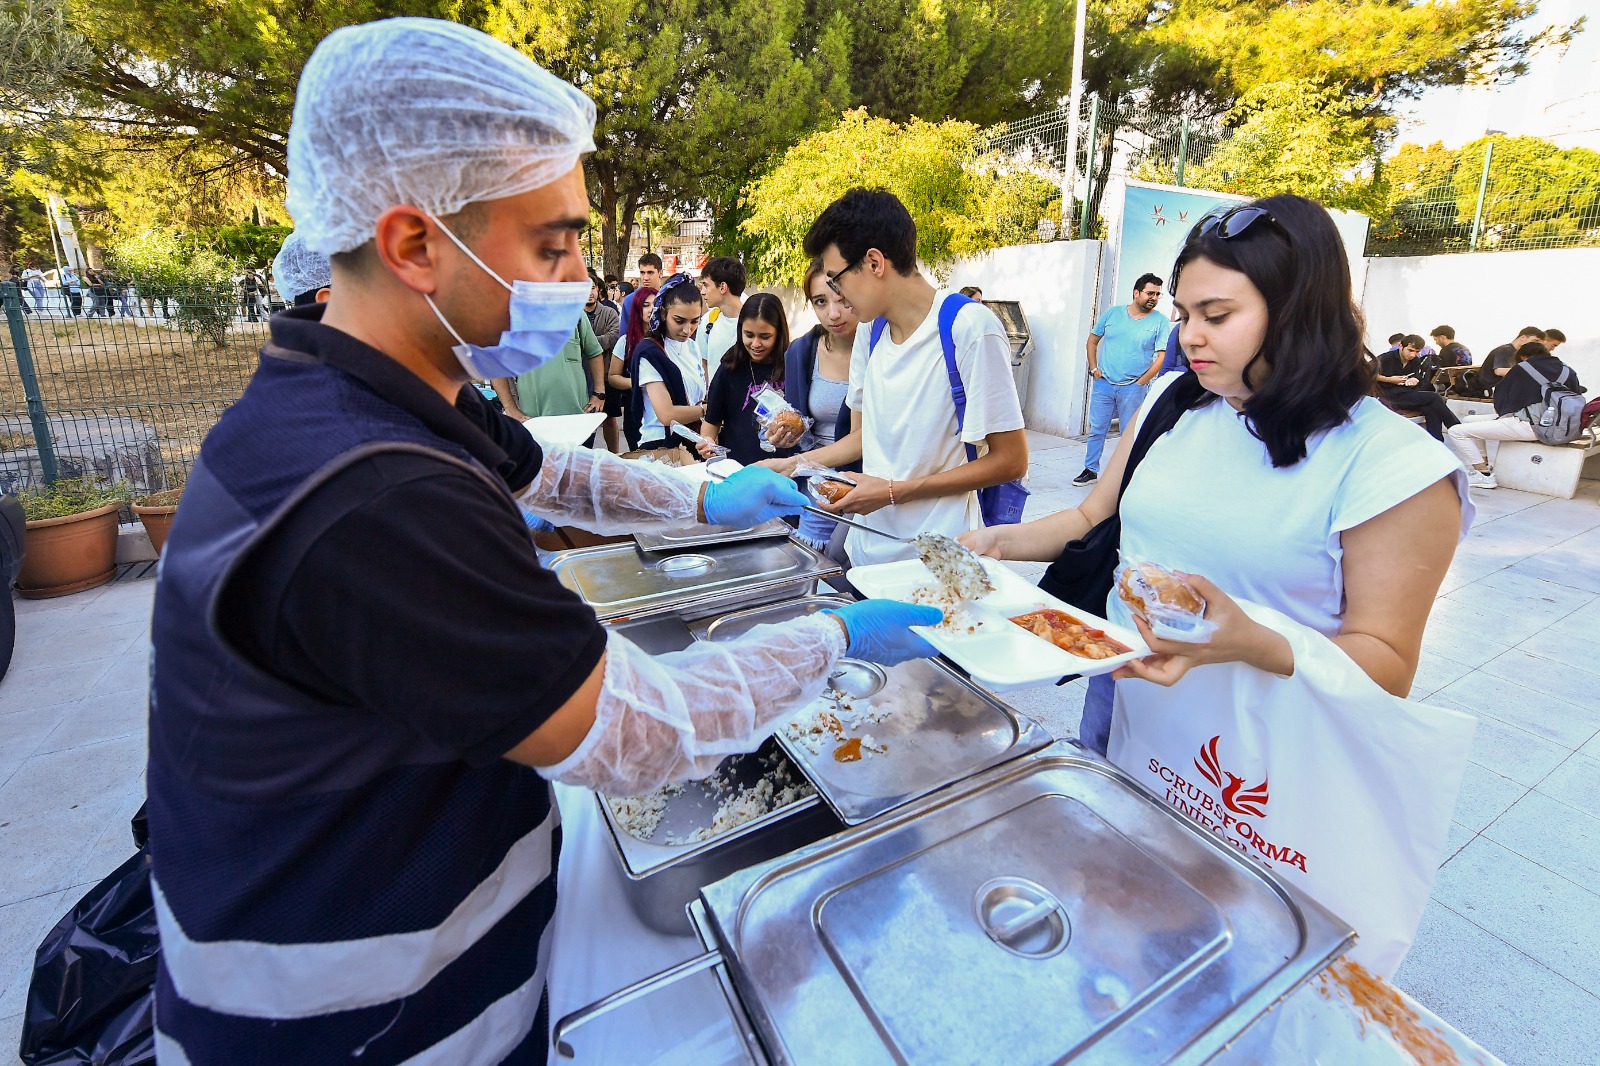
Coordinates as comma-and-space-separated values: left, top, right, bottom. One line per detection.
1074, 273, 1171, 485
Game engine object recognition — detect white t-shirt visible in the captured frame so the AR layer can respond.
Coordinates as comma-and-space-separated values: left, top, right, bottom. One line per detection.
697, 305, 740, 372
1111, 373, 1474, 638
846, 291, 1025, 566
635, 337, 707, 446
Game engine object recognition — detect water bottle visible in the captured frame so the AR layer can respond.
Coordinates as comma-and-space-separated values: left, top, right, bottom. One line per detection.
1540, 405, 1554, 427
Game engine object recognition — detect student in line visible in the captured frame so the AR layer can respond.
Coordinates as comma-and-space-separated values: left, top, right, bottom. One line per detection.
804, 188, 1027, 567
607, 286, 654, 451
698, 294, 793, 466
695, 256, 746, 374
760, 261, 862, 554
629, 274, 707, 452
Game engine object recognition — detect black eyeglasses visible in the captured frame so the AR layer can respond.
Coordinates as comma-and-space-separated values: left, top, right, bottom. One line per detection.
826, 253, 866, 295
1198, 205, 1279, 240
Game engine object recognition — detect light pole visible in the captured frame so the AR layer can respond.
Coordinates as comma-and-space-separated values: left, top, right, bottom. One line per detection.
1062, 0, 1088, 237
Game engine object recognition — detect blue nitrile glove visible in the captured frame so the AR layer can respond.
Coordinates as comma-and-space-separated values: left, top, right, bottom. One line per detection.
824, 600, 944, 665
702, 465, 810, 526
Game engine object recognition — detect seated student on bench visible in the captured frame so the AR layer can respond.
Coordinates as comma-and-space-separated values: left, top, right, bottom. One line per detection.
1445, 341, 1586, 490
1376, 334, 1459, 441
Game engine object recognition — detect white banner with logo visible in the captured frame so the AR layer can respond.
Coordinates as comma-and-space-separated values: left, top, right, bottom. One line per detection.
1108, 601, 1476, 978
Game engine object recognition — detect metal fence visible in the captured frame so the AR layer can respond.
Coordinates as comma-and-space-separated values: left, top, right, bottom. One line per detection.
1367, 139, 1600, 257
0, 282, 265, 496
985, 95, 1230, 241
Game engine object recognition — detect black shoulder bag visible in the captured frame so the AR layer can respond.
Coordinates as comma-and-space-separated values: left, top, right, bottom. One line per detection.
1038, 372, 1205, 615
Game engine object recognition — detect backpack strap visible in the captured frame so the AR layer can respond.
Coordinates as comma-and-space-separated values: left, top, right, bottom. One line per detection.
1519, 361, 1550, 388
935, 294, 979, 461
869, 316, 888, 350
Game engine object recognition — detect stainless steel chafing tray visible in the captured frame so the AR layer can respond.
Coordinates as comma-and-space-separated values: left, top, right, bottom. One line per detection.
557, 741, 1356, 1065
548, 539, 841, 624
634, 517, 793, 553
698, 596, 1053, 825
594, 611, 842, 935
595, 738, 843, 935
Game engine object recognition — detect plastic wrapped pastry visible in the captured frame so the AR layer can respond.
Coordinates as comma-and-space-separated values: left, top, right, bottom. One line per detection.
752, 386, 812, 452
1116, 556, 1218, 642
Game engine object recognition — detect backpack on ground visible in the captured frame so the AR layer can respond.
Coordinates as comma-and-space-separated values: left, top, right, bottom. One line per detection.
1516, 362, 1587, 445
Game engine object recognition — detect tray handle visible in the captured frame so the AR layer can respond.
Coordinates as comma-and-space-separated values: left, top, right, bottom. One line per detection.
553, 948, 726, 1058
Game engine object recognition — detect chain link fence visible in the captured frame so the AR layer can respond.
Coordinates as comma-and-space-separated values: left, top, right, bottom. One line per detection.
1368, 139, 1600, 256
0, 282, 265, 497
985, 95, 1230, 241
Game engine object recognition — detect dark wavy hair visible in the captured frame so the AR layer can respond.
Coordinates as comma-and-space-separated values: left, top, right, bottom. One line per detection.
1170, 194, 1372, 468
721, 292, 790, 381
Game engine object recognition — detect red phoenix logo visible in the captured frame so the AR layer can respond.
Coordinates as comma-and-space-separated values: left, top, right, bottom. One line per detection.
1195, 736, 1269, 818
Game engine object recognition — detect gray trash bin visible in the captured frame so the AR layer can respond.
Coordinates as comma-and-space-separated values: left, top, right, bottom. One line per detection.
981, 300, 1033, 409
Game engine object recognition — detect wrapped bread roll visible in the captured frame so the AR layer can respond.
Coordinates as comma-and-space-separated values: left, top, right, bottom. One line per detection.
1116, 557, 1217, 642
815, 478, 851, 504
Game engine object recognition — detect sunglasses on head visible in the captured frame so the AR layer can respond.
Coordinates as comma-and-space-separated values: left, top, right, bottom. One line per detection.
1198, 204, 1280, 240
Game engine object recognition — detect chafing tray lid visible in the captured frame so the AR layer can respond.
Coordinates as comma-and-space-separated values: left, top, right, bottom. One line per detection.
547, 540, 838, 622
699, 745, 1354, 1066
634, 518, 793, 553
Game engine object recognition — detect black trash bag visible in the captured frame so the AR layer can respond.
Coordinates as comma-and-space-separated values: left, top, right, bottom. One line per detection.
20, 804, 157, 1066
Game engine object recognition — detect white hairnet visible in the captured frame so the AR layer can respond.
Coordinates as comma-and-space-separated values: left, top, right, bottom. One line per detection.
286, 17, 597, 256
271, 231, 331, 301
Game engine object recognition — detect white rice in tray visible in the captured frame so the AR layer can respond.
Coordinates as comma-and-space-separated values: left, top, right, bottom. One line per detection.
606, 757, 814, 846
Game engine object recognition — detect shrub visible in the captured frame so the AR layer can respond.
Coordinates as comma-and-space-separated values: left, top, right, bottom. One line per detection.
18, 478, 128, 521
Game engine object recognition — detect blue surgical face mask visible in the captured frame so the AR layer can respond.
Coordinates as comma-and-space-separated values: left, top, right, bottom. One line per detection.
422, 214, 591, 381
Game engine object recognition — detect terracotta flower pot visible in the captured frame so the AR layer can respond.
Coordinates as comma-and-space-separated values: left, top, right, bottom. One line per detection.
132, 489, 183, 555
15, 502, 122, 599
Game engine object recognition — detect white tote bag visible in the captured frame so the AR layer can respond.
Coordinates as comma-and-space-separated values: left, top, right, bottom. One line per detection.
1108, 602, 1477, 978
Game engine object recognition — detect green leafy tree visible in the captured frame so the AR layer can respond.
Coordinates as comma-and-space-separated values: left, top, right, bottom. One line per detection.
1178, 81, 1378, 211
104, 227, 239, 343
1067, 0, 1581, 234
197, 222, 292, 267
741, 109, 1060, 285
833, 0, 1077, 128
486, 0, 853, 279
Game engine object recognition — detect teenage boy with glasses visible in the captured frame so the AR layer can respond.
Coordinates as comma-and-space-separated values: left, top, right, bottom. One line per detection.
805, 188, 1028, 569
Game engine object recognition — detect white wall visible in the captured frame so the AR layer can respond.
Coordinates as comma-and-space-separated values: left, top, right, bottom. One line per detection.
772, 241, 1103, 438
942, 241, 1102, 437
1360, 248, 1600, 388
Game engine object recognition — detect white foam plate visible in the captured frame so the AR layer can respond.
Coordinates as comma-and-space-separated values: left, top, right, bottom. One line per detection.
522, 413, 607, 448
847, 557, 1150, 690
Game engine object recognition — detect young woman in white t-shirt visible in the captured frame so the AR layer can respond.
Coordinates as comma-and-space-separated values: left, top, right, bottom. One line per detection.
630, 274, 708, 451
962, 194, 1469, 753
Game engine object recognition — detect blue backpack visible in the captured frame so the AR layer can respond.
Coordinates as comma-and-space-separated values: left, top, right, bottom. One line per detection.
869, 294, 1029, 525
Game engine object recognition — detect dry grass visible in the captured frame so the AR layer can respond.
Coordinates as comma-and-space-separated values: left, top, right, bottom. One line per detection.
0, 315, 268, 470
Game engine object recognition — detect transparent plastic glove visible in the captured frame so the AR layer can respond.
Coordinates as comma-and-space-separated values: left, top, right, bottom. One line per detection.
824, 600, 944, 665
515, 441, 702, 534
537, 616, 846, 796
702, 465, 809, 526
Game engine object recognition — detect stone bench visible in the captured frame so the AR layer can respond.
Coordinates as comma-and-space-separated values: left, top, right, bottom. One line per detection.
1445, 397, 1497, 420
1493, 430, 1600, 498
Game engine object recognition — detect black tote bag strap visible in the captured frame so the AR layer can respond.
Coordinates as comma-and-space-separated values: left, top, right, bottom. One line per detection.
1037, 371, 1204, 615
